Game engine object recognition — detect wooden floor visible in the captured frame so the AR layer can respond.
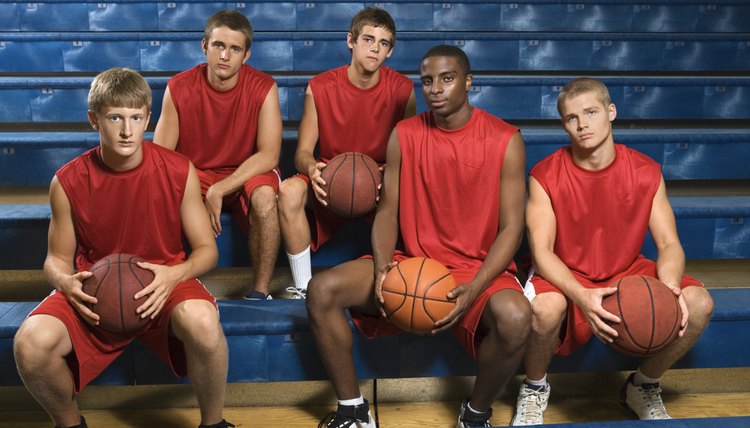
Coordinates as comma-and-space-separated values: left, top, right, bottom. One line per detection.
1, 392, 749, 428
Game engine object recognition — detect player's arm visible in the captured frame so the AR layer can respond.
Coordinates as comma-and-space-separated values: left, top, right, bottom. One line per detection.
371, 128, 402, 314
135, 163, 218, 319
43, 177, 99, 325
153, 86, 179, 150
648, 175, 689, 331
433, 132, 526, 332
295, 85, 327, 203
527, 175, 619, 342
203, 83, 283, 234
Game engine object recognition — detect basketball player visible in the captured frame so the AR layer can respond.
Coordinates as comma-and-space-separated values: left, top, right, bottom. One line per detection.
13, 68, 232, 428
277, 7, 416, 299
307, 45, 530, 428
511, 77, 714, 425
154, 10, 281, 300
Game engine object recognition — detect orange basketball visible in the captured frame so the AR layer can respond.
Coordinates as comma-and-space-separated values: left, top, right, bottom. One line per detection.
601, 275, 682, 356
320, 152, 381, 218
381, 257, 456, 334
82, 253, 153, 333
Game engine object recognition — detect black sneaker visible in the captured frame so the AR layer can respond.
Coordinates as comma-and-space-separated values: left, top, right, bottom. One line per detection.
318, 399, 375, 428
244, 290, 272, 300
56, 416, 87, 428
457, 399, 493, 428
198, 419, 235, 428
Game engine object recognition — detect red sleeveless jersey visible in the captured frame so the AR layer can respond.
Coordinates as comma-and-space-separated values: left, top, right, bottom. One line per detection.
56, 142, 191, 271
168, 63, 275, 170
311, 65, 413, 163
396, 109, 519, 273
530, 144, 662, 281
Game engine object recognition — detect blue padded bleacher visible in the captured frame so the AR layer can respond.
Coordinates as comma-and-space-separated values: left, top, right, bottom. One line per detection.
1, 1, 749, 33
2, 32, 749, 72
1, 288, 749, 386
1, 76, 749, 122
3, 128, 750, 186
1, 196, 748, 269
537, 416, 750, 428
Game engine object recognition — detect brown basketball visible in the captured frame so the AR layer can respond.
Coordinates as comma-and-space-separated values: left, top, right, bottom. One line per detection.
320, 152, 381, 218
381, 257, 457, 334
82, 253, 153, 333
601, 275, 682, 356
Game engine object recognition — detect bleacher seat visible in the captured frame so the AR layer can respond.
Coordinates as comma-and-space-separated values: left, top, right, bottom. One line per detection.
2, 288, 749, 386
1, 75, 748, 122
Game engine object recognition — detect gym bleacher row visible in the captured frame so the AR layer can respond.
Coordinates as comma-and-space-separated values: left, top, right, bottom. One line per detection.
1, 0, 749, 426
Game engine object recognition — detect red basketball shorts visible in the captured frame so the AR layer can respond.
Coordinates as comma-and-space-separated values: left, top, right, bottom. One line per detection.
289, 173, 375, 251
27, 279, 217, 392
196, 167, 281, 233
523, 257, 703, 356
351, 253, 523, 360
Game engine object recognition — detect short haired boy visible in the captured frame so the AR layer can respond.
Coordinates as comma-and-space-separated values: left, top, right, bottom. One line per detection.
307, 45, 529, 428
155, 9, 282, 300
13, 68, 231, 428
511, 77, 714, 425
277, 7, 416, 298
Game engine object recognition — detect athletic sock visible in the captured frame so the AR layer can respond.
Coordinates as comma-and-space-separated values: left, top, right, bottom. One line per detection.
525, 375, 549, 389
339, 396, 365, 407
633, 369, 660, 386
287, 246, 312, 290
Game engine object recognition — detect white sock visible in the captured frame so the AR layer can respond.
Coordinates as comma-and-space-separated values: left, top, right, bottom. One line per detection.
526, 375, 548, 387
287, 246, 312, 290
339, 396, 365, 407
634, 369, 660, 385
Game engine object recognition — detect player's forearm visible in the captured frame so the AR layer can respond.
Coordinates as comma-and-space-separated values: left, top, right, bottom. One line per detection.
371, 210, 399, 272
471, 225, 523, 289
533, 248, 587, 301
43, 255, 75, 291
655, 242, 685, 288
212, 152, 278, 196
176, 244, 218, 282
294, 147, 317, 175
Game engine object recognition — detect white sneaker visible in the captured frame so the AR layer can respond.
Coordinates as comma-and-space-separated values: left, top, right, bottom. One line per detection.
619, 373, 672, 420
318, 400, 375, 428
511, 381, 550, 426
285, 286, 307, 299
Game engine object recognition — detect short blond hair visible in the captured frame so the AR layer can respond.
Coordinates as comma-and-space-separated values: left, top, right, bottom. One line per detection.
557, 77, 611, 117
88, 68, 151, 115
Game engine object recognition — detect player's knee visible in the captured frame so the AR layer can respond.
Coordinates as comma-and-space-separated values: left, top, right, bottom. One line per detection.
278, 179, 306, 216
14, 322, 62, 366
488, 292, 531, 347
173, 302, 223, 349
686, 287, 714, 327
306, 274, 344, 314
250, 185, 278, 217
530, 293, 567, 335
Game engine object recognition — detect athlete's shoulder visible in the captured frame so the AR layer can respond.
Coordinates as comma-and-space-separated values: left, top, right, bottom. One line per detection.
310, 65, 347, 88
169, 64, 204, 86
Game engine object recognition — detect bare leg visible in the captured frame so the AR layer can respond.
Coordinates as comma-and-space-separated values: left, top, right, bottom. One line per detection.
170, 300, 229, 426
523, 292, 568, 381
639, 286, 714, 378
278, 177, 312, 255
248, 185, 280, 295
306, 259, 379, 399
470, 290, 531, 411
14, 315, 81, 427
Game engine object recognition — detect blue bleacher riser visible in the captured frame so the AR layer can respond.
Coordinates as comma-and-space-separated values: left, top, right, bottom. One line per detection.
1, 1, 749, 32
1, 288, 748, 386
532, 416, 750, 428
1, 76, 749, 123
3, 128, 750, 186
2, 32, 749, 72
1, 196, 749, 269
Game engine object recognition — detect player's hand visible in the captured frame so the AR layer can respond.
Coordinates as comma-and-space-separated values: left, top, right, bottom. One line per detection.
204, 186, 223, 237
666, 285, 689, 336
575, 287, 620, 343
374, 261, 397, 318
310, 162, 328, 205
134, 262, 181, 320
431, 282, 482, 334
61, 271, 99, 326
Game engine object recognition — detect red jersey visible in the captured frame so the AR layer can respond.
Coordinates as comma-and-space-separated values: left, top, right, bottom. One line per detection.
56, 142, 190, 271
311, 65, 413, 163
168, 63, 275, 170
530, 144, 662, 281
396, 109, 519, 274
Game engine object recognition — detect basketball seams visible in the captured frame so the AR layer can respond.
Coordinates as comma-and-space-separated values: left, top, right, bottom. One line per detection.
349, 153, 356, 217
410, 258, 426, 332
422, 272, 453, 322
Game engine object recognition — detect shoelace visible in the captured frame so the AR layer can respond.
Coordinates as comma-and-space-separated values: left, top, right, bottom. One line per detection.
318, 411, 358, 428
286, 286, 307, 299
517, 388, 546, 422
639, 384, 669, 419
